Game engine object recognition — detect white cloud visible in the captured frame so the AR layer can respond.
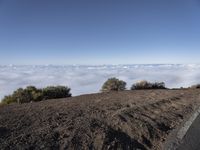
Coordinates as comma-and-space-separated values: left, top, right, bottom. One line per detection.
1, 64, 200, 100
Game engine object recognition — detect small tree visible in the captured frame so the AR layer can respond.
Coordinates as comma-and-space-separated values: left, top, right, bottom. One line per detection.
101, 77, 126, 92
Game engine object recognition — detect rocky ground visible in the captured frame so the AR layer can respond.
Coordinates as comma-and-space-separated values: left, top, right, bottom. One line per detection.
0, 89, 200, 150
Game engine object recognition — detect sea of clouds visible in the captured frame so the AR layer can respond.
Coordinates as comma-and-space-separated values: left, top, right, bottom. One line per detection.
1, 64, 200, 100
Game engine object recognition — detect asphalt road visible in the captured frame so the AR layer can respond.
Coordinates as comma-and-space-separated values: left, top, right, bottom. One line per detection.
177, 114, 200, 150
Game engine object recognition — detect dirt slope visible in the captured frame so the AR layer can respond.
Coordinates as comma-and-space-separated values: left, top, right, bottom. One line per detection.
0, 89, 200, 150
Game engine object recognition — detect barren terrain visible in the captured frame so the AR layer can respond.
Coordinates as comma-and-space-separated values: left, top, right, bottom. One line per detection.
1, 89, 200, 150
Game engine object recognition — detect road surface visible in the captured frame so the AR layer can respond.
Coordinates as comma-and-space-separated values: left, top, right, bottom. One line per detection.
177, 114, 200, 150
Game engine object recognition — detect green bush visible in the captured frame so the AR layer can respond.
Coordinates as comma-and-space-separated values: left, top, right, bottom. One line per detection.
1, 95, 16, 104
42, 86, 71, 99
131, 80, 166, 90
101, 77, 126, 92
12, 88, 33, 103
1, 85, 72, 105
26, 86, 43, 102
1, 86, 42, 104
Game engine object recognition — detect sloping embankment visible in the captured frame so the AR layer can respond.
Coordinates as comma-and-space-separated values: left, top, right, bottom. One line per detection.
0, 89, 200, 150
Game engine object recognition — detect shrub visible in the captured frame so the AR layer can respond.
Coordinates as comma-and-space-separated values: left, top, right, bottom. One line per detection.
152, 82, 166, 89
1, 95, 16, 104
1, 86, 41, 104
101, 77, 126, 92
131, 80, 152, 90
26, 86, 43, 102
42, 86, 71, 99
131, 80, 166, 90
1, 85, 72, 104
190, 84, 200, 89
12, 88, 33, 103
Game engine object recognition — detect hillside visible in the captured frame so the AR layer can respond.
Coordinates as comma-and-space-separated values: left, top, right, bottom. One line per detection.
0, 89, 200, 150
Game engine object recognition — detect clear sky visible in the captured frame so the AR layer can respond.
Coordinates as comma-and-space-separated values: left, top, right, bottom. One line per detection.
0, 0, 200, 65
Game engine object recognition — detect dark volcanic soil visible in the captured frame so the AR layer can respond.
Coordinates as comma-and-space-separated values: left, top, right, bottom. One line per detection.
1, 89, 200, 150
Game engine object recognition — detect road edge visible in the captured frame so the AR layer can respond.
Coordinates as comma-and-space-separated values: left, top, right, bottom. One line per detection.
177, 107, 200, 140
164, 106, 200, 150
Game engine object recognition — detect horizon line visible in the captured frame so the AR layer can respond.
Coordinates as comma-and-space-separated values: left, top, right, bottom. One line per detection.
0, 63, 199, 66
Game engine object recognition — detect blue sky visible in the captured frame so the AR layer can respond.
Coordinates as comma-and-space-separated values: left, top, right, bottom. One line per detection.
0, 0, 200, 65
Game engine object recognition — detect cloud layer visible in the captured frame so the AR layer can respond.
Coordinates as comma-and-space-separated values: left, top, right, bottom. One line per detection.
1, 64, 200, 100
